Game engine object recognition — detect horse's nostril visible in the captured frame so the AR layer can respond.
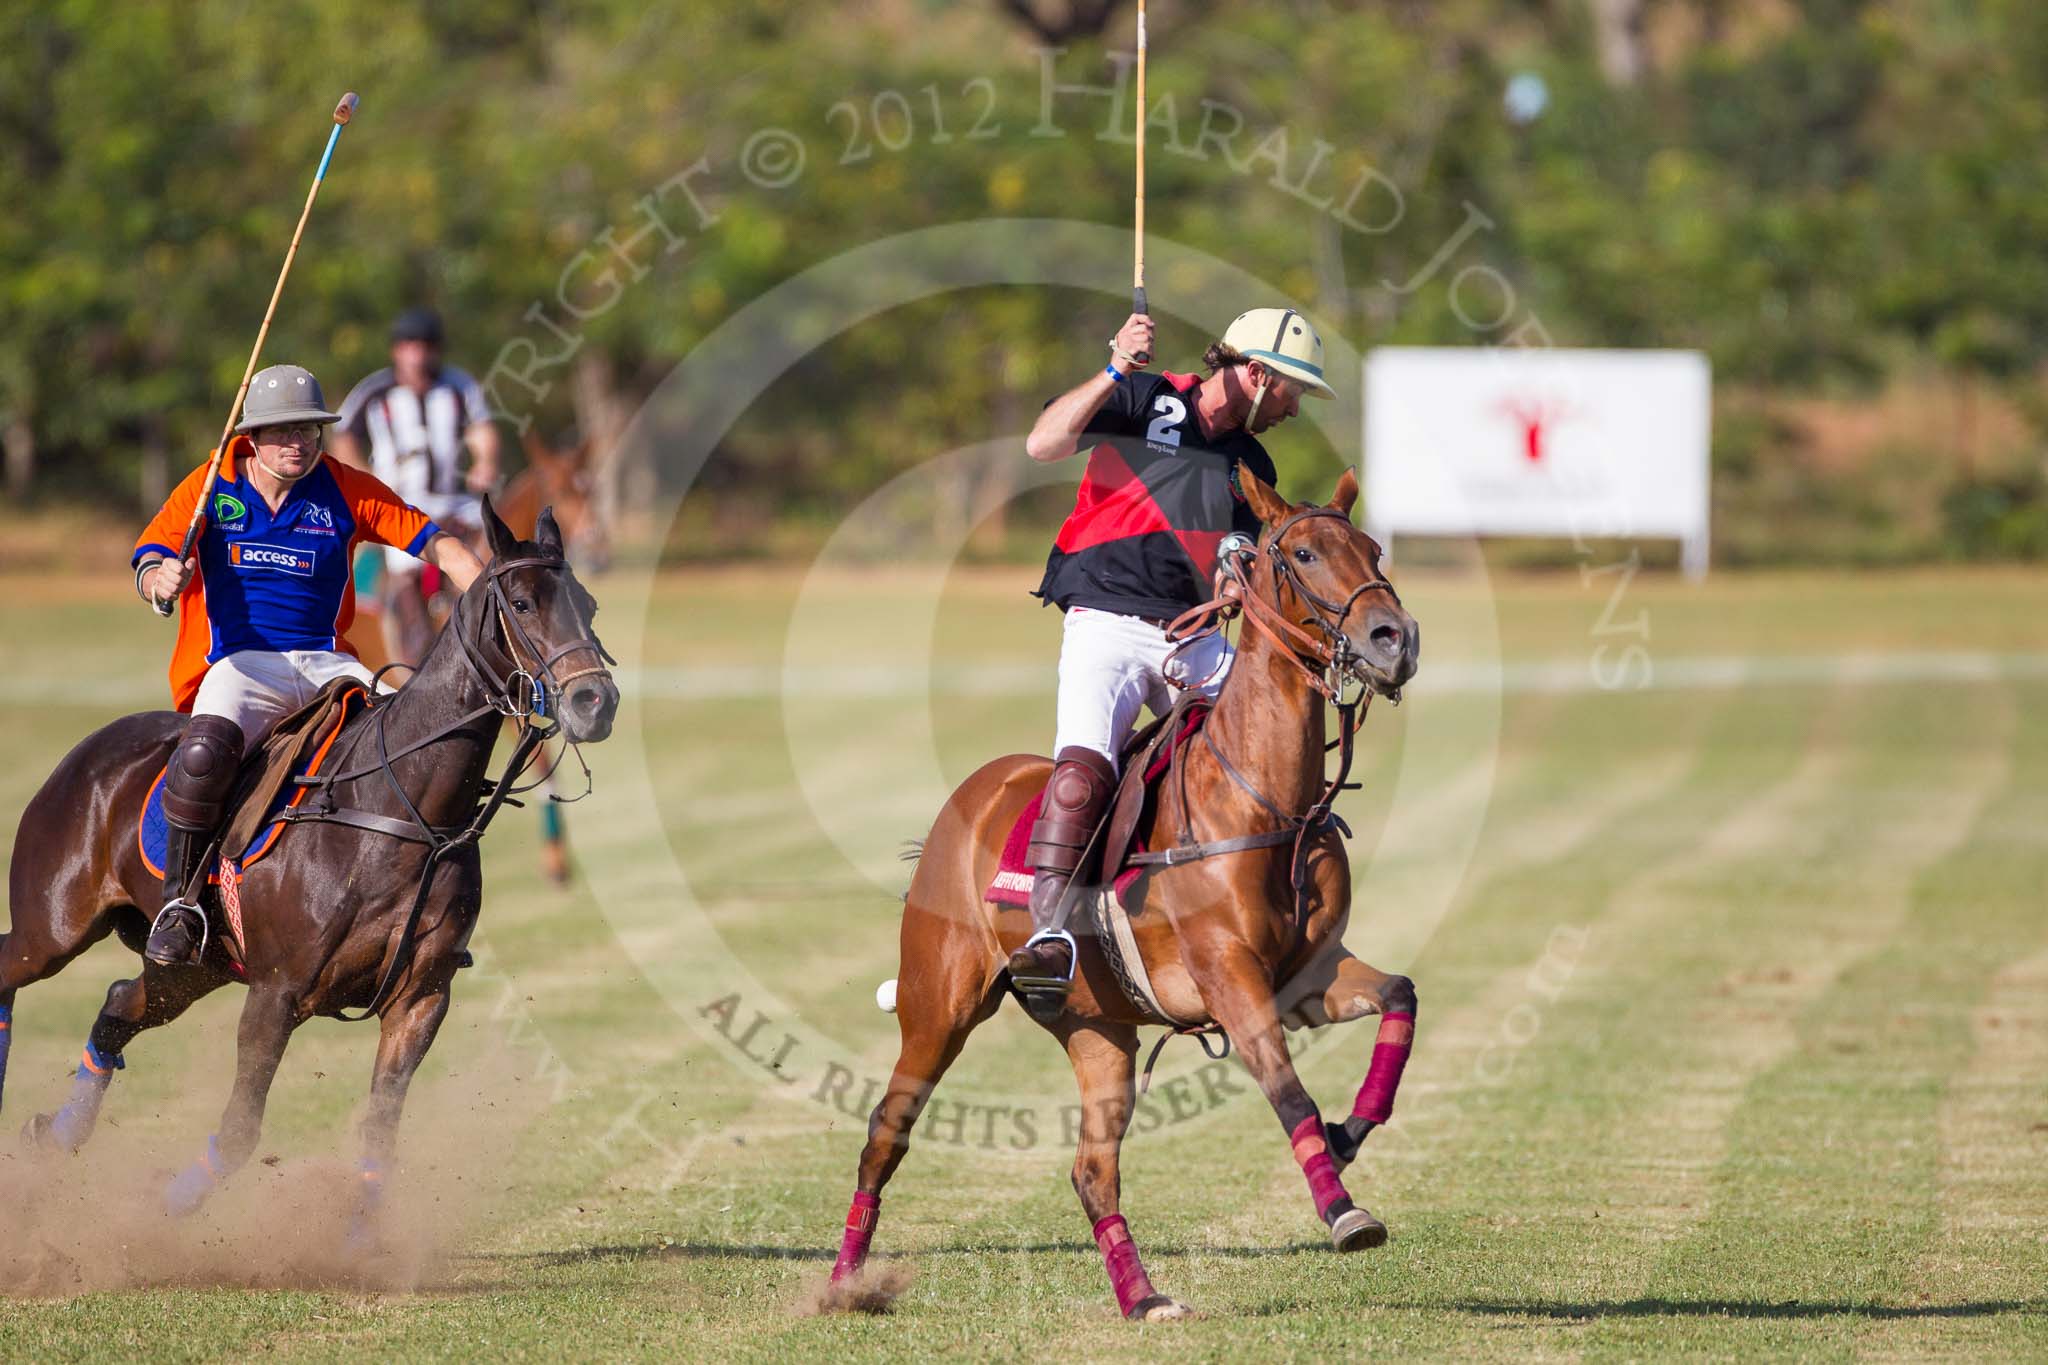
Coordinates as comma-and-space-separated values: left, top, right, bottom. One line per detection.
1370, 624, 1403, 657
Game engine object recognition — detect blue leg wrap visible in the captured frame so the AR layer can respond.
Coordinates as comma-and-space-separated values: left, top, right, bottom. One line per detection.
47, 1042, 123, 1152
0, 1003, 13, 1110
347, 1158, 388, 1249
163, 1133, 222, 1217
540, 803, 564, 841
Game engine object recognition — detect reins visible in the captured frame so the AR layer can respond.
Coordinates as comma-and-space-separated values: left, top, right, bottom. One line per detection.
1123, 508, 1395, 1067
283, 552, 611, 1022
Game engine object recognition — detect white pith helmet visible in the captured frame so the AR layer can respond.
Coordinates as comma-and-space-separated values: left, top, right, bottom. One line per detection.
1220, 307, 1335, 399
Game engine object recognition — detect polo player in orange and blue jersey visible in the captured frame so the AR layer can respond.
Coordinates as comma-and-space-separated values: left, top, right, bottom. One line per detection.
131, 363, 486, 967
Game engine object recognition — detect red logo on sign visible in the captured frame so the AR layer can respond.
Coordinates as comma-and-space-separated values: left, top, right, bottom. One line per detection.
1496, 396, 1574, 465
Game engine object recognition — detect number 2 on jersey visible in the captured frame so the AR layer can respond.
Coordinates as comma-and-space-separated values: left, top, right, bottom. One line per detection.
1146, 394, 1186, 447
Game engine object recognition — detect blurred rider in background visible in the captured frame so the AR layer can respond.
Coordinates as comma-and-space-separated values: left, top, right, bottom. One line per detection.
332, 307, 500, 660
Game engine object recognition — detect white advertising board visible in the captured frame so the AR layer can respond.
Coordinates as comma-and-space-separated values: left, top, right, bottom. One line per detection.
1363, 347, 1711, 577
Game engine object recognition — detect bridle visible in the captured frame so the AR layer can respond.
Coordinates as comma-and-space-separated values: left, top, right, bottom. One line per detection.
453, 552, 616, 722
1235, 505, 1404, 703
287, 549, 615, 1022
1168, 504, 1405, 705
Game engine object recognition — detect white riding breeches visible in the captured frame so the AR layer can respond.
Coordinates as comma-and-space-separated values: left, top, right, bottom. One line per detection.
1051, 606, 1233, 771
189, 649, 377, 750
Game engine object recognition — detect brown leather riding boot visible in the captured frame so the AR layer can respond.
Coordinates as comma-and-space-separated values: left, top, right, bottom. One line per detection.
1008, 747, 1116, 1019
147, 715, 243, 967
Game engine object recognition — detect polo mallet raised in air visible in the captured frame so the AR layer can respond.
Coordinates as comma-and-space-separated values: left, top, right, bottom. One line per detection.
152, 91, 360, 617
1129, 0, 1151, 365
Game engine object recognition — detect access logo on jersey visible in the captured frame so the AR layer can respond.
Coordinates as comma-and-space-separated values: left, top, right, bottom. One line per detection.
212, 492, 248, 531
230, 541, 315, 577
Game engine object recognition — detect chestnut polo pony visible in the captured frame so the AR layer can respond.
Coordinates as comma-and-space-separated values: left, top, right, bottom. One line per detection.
0, 502, 616, 1230
828, 468, 1423, 1321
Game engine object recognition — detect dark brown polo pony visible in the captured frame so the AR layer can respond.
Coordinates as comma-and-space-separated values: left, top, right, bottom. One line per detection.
0, 501, 616, 1226
828, 469, 1422, 1321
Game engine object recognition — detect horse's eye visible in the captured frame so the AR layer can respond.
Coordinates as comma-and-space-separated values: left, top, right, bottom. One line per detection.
1293, 547, 1315, 564
512, 598, 535, 614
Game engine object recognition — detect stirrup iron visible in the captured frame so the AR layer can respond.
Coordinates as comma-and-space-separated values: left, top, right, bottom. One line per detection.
147, 897, 211, 965
1010, 927, 1078, 988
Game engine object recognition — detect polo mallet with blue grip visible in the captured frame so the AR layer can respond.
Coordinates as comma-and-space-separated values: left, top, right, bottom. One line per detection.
153, 92, 359, 617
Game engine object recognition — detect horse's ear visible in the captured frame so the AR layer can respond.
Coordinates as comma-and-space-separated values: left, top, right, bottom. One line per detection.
1330, 467, 1359, 518
1239, 464, 1292, 526
481, 494, 519, 562
535, 505, 564, 558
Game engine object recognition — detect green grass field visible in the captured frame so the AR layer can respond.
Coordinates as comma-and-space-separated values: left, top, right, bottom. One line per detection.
1, 563, 2044, 1361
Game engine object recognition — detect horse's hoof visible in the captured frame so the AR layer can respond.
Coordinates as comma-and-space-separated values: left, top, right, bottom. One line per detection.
162, 1164, 216, 1218
21, 1112, 56, 1151
1129, 1294, 1192, 1322
1330, 1205, 1388, 1252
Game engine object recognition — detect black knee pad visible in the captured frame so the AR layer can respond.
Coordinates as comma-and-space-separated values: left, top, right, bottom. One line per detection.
163, 715, 244, 831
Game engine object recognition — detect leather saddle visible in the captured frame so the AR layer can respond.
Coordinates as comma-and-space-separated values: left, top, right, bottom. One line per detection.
1095, 691, 1212, 892
215, 679, 369, 861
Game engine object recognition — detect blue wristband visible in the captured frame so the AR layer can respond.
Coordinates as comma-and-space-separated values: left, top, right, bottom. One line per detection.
1105, 363, 1128, 383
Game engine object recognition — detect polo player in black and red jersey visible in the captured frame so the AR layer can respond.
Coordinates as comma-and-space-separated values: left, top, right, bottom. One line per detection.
1011, 306, 1336, 1012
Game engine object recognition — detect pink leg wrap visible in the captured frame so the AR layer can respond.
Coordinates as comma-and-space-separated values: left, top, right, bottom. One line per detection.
1351, 1011, 1415, 1124
1290, 1114, 1350, 1220
1093, 1214, 1158, 1317
830, 1189, 880, 1282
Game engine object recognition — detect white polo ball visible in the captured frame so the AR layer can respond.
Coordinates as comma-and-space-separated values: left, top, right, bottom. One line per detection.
875, 978, 898, 1014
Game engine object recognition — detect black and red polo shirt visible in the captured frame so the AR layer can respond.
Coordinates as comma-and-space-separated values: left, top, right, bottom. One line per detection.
1034, 371, 1275, 621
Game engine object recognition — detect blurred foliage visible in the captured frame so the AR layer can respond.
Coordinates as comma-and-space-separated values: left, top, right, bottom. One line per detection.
3, 0, 2047, 562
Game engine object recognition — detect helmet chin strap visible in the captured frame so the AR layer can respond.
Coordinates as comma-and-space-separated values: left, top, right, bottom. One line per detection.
1243, 375, 1271, 433
251, 449, 312, 487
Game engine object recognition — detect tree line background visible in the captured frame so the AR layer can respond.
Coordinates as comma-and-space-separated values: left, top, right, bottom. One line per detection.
5, 0, 2048, 565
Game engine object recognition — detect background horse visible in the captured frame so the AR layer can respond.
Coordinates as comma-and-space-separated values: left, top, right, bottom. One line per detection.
828, 468, 1421, 1321
0, 501, 616, 1226
494, 432, 611, 883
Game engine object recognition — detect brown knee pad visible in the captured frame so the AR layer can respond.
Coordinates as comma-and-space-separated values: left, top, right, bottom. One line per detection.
1027, 746, 1117, 878
162, 715, 245, 832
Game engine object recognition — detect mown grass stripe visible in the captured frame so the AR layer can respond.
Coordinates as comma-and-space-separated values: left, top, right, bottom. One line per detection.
1577, 683, 2032, 1358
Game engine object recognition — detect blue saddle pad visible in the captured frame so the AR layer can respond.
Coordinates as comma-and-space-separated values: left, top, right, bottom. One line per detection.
138, 691, 366, 880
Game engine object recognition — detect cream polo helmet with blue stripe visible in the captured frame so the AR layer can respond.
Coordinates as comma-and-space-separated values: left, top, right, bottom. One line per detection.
1221, 307, 1336, 399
